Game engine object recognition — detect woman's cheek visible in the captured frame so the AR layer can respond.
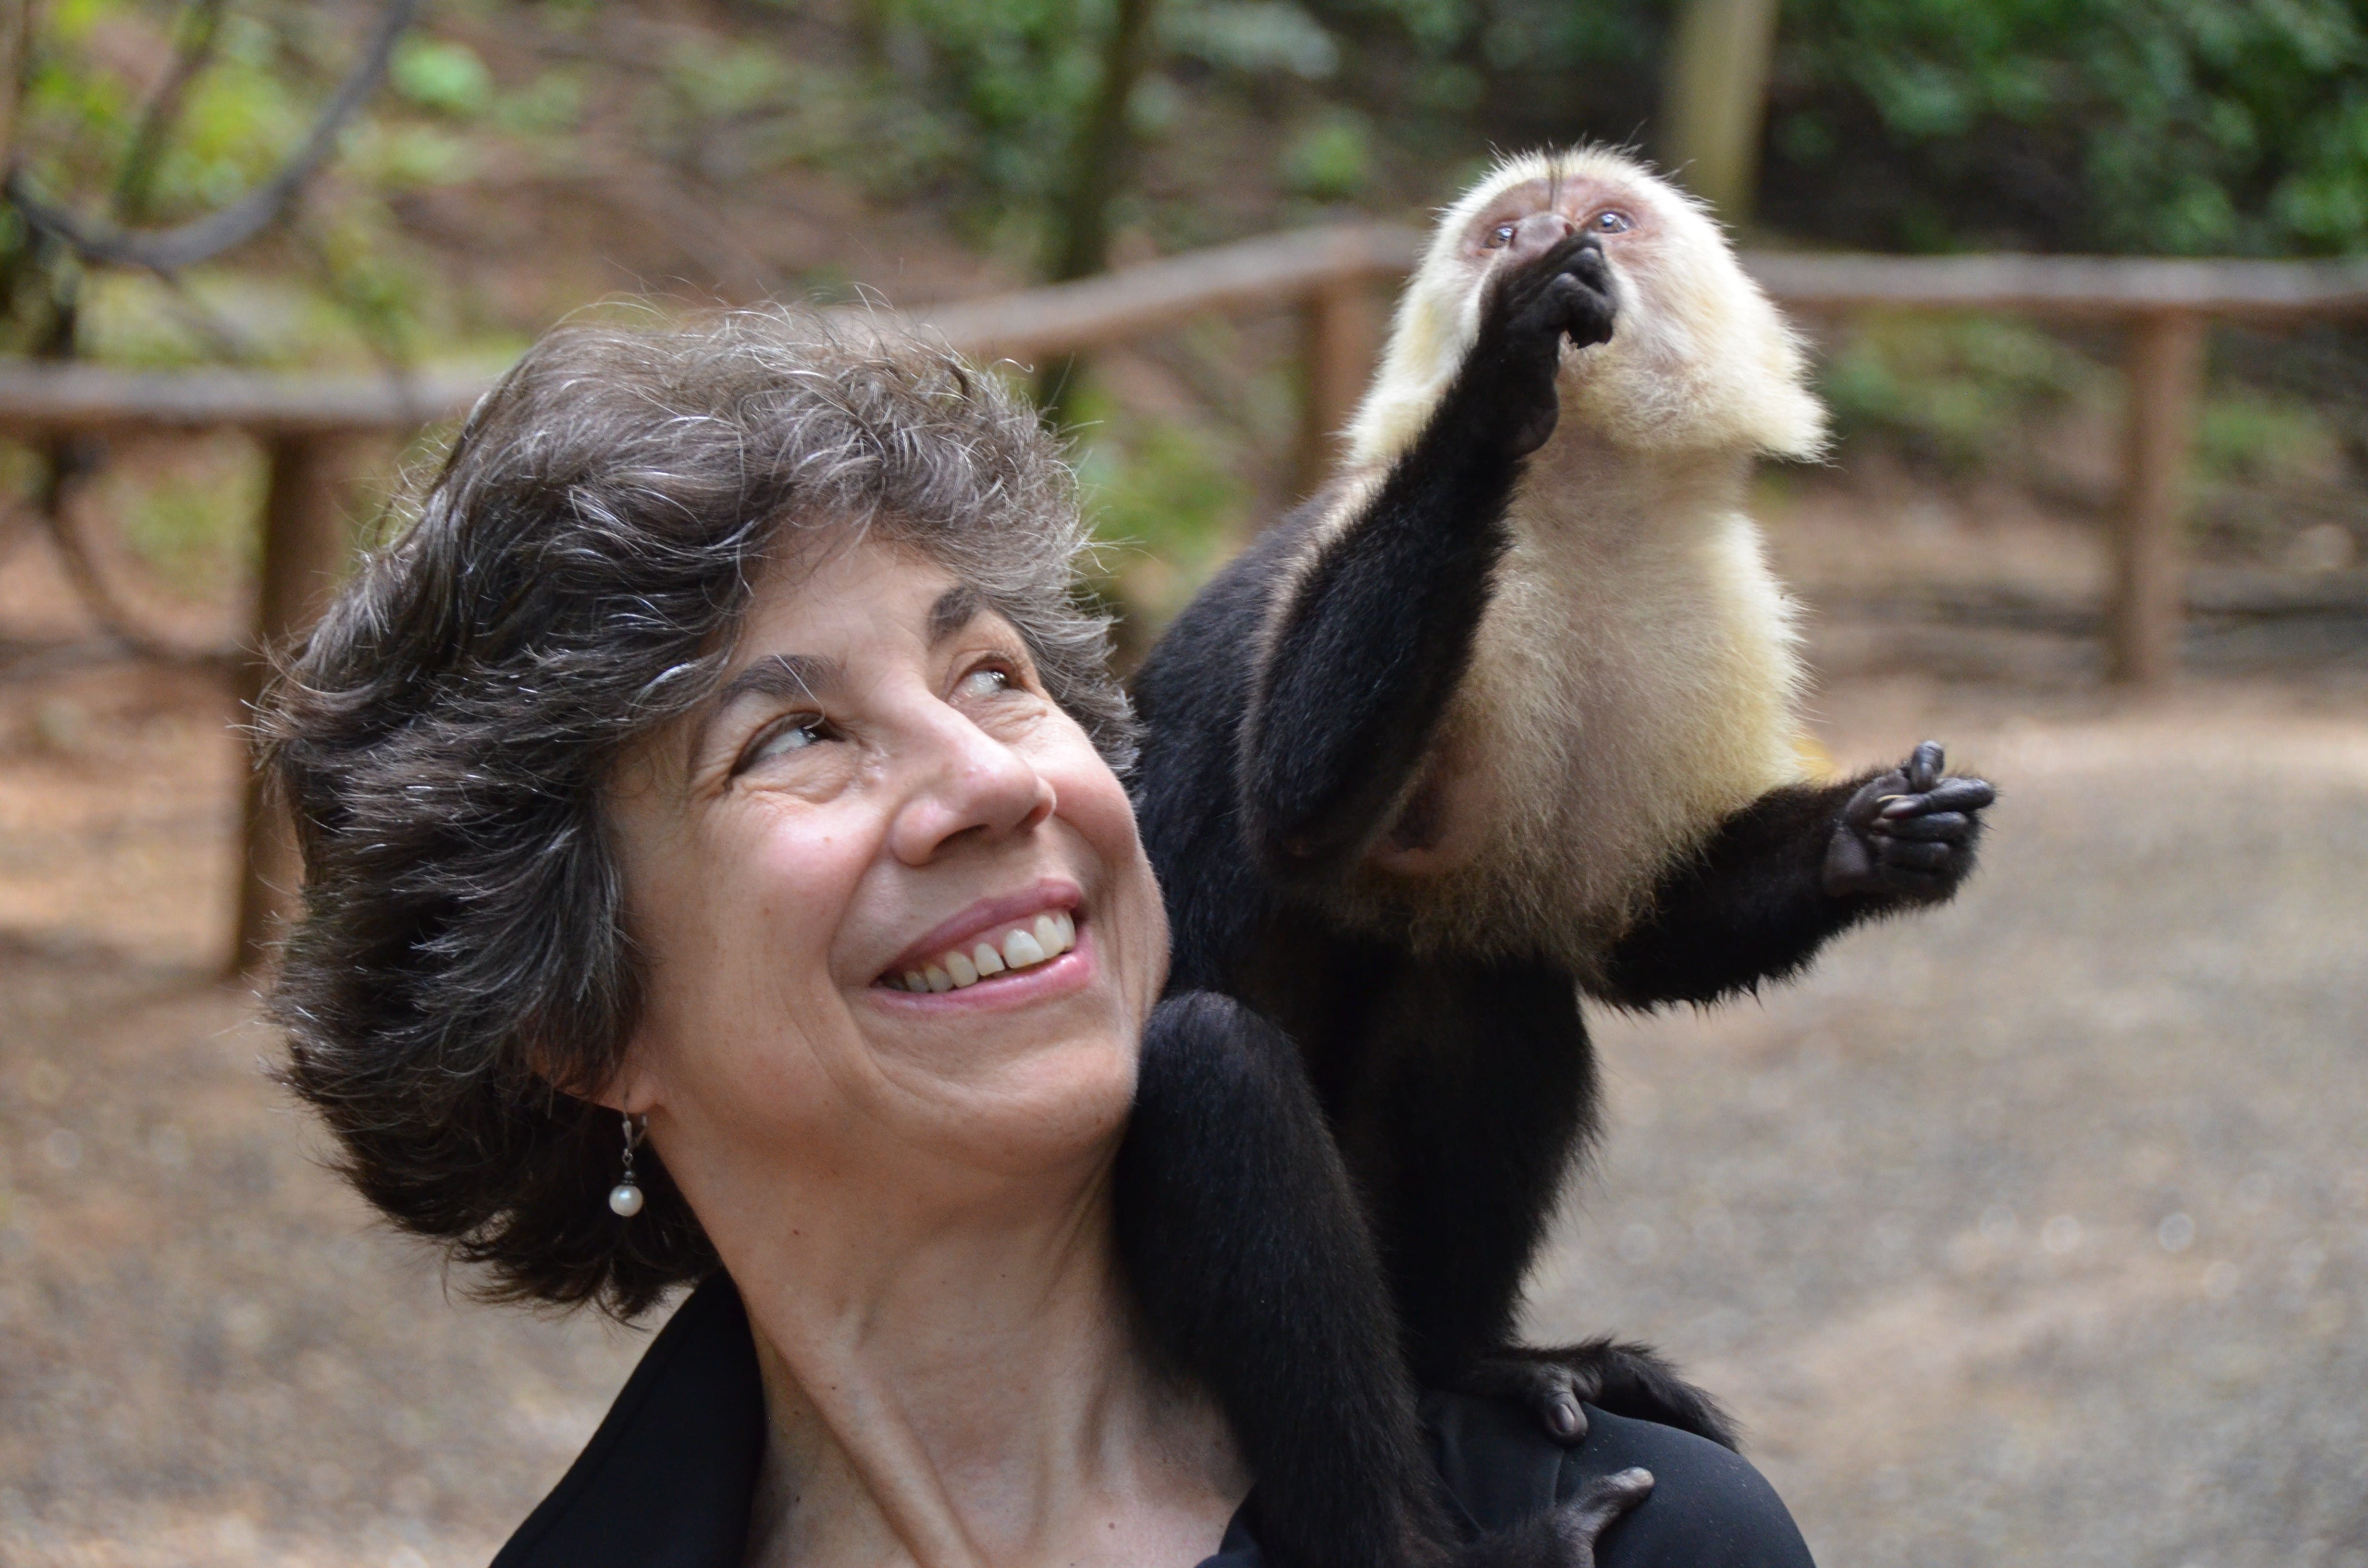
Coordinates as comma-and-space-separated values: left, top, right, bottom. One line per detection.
1052, 749, 1168, 1012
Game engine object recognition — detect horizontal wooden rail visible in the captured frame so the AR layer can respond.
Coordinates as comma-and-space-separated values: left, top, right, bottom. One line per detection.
6, 234, 2365, 437
5, 223, 2367, 973
0, 364, 490, 434
1744, 250, 2368, 318
919, 223, 1420, 361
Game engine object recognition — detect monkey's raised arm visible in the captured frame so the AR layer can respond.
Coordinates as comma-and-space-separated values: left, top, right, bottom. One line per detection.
1239, 234, 1616, 879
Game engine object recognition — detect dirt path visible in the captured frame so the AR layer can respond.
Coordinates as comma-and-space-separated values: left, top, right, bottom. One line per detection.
1529, 677, 2368, 1568
1, 660, 2363, 1566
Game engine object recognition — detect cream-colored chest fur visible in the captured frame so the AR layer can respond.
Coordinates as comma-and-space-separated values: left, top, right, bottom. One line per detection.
1337, 432, 1810, 975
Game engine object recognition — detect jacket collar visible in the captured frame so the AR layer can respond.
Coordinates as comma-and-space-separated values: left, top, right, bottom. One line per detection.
492, 1273, 765, 1568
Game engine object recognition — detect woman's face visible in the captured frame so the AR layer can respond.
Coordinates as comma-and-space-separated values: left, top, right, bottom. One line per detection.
604, 533, 1167, 1211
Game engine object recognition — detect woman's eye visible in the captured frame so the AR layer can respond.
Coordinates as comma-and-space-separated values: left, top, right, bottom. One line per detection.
743, 715, 827, 767
959, 667, 1012, 700
1484, 222, 1517, 249
1592, 210, 1634, 234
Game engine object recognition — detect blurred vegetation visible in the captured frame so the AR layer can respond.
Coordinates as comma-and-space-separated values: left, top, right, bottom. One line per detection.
3, 0, 2367, 618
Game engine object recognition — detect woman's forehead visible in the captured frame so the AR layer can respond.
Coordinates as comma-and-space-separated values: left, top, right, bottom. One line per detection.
735, 534, 972, 654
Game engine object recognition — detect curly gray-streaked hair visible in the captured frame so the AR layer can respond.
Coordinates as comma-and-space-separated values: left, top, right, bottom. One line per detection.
265, 309, 1134, 1317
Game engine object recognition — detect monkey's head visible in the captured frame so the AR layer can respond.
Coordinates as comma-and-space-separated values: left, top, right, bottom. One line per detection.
1346, 147, 1826, 467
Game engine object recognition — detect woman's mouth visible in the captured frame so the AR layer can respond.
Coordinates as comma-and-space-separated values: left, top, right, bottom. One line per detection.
879, 908, 1079, 994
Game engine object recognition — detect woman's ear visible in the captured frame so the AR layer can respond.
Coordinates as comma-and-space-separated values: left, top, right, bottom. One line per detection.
586, 1043, 661, 1117
531, 1034, 661, 1118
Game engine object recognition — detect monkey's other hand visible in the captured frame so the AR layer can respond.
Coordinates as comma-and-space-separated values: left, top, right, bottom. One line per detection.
1472, 233, 1618, 458
1822, 740, 1997, 902
1457, 1341, 1740, 1451
1450, 1470, 1655, 1568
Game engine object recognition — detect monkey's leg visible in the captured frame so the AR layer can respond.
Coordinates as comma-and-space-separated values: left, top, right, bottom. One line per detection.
1600, 742, 1997, 1008
1344, 960, 1599, 1384
1115, 992, 1447, 1568
1338, 961, 1741, 1454
1242, 232, 1618, 877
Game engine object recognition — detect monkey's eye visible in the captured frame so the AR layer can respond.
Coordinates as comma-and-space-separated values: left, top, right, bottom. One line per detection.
1483, 222, 1517, 250
1591, 210, 1635, 234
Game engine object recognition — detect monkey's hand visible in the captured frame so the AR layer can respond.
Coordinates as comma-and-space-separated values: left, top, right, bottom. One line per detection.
1450, 1470, 1655, 1568
1457, 1340, 1740, 1452
1468, 232, 1618, 459
1822, 740, 1997, 903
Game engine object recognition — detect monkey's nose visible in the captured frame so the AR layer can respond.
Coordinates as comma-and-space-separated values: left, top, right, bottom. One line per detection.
1503, 212, 1575, 265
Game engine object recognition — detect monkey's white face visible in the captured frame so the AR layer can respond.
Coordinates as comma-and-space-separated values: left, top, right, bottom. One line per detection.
1453, 172, 1654, 281
1346, 148, 1825, 466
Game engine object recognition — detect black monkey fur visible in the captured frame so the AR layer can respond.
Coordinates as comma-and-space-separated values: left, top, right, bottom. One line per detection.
1115, 231, 1993, 1568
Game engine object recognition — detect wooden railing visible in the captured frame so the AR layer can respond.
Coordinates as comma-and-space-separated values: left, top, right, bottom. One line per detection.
2, 223, 2365, 973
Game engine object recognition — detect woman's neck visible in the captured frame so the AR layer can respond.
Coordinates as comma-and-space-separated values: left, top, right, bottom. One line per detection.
723, 1167, 1246, 1568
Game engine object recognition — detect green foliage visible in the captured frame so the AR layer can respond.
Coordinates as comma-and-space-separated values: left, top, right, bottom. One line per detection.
390, 36, 493, 120
855, 0, 1115, 236
1071, 389, 1244, 556
0, 0, 455, 363
2194, 388, 2344, 485
108, 437, 266, 596
1280, 108, 1371, 199
1768, 0, 2368, 256
1169, 2, 1341, 78
15, 3, 309, 233
1819, 312, 2104, 466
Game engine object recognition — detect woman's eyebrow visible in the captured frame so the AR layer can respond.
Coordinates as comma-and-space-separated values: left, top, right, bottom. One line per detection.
691, 653, 841, 758
928, 584, 982, 644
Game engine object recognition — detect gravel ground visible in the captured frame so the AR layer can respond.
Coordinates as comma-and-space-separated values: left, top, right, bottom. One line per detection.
1529, 676, 2368, 1568
1, 656, 2362, 1568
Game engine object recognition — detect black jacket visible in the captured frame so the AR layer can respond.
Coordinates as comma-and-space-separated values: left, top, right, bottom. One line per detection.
490, 1275, 1813, 1568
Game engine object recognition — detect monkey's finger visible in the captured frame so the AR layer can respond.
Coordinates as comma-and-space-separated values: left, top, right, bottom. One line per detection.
1876, 839, 1953, 871
1544, 276, 1616, 350
1880, 778, 1995, 819
1524, 1367, 1591, 1443
1557, 1469, 1655, 1543
1562, 236, 1612, 292
1905, 741, 1946, 793
1844, 771, 1912, 829
1871, 810, 1972, 842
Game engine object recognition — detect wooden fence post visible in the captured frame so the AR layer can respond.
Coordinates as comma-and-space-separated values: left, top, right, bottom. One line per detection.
232, 431, 360, 976
1295, 277, 1381, 499
2109, 308, 2205, 685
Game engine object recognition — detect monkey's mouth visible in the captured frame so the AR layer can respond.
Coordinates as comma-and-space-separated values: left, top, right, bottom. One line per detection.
877, 909, 1079, 993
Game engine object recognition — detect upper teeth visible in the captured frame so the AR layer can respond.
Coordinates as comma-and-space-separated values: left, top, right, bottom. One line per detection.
889, 911, 1076, 992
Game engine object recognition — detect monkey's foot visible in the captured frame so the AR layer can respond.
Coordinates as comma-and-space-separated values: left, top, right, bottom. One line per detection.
1449, 1470, 1655, 1568
1456, 1340, 1740, 1451
1822, 739, 1997, 903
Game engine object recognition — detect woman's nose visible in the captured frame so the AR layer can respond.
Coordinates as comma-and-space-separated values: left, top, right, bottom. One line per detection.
888, 709, 1056, 865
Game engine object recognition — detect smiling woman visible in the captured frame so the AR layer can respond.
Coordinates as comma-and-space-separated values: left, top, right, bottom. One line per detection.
260, 313, 1232, 1567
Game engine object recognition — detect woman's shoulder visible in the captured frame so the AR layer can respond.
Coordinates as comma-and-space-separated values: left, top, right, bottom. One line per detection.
1423, 1391, 1815, 1568
491, 1276, 765, 1568
1205, 1393, 1814, 1568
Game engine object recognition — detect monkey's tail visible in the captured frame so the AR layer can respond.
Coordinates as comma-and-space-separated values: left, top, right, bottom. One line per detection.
1116, 991, 1458, 1568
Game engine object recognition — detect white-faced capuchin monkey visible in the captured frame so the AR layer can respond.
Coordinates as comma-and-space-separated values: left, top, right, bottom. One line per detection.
1112, 148, 1998, 1568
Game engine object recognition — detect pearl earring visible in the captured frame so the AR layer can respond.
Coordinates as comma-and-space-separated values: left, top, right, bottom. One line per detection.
609, 1112, 646, 1217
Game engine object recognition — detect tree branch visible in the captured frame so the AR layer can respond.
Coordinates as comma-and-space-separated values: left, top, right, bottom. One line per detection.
113, 0, 230, 223
4, 0, 422, 274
